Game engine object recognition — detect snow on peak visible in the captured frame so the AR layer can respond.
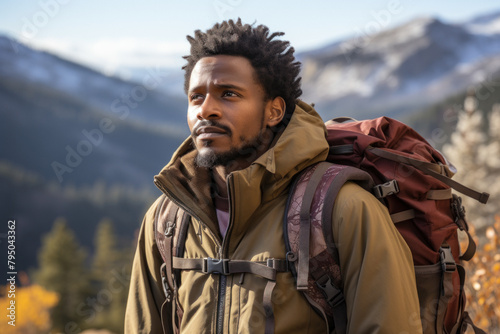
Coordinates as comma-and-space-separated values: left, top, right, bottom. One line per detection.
465, 11, 500, 35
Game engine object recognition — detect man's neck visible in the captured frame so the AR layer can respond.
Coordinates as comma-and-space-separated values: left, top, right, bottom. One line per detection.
213, 166, 229, 198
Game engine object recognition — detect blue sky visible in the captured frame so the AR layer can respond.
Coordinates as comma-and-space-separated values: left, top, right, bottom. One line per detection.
1, 0, 500, 75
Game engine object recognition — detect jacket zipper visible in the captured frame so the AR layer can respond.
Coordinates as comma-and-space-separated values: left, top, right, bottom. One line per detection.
216, 173, 235, 334
155, 177, 231, 334
216, 275, 227, 334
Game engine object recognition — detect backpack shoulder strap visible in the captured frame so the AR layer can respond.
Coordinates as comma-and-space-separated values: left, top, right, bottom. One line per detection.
154, 194, 190, 333
284, 162, 374, 334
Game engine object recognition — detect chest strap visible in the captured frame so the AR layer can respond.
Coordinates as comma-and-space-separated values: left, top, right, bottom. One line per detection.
172, 257, 288, 281
172, 256, 288, 334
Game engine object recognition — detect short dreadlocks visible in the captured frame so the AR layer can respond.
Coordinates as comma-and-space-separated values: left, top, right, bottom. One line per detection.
182, 19, 302, 116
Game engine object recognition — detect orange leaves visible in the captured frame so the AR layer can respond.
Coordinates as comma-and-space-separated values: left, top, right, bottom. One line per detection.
0, 284, 59, 334
464, 215, 500, 333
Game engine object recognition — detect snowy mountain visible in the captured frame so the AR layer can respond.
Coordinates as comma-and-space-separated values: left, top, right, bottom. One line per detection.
0, 36, 188, 132
0, 34, 190, 189
298, 12, 500, 119
465, 10, 500, 35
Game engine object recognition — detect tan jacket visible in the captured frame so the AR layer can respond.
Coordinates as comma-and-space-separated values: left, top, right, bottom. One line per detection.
125, 101, 423, 333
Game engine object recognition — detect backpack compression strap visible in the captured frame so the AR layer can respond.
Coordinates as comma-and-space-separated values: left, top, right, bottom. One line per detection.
368, 147, 490, 204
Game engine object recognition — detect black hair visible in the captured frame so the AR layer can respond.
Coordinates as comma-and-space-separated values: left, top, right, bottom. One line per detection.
182, 18, 302, 116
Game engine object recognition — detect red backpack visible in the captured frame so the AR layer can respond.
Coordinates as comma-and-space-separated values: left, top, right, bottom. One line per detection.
284, 116, 489, 334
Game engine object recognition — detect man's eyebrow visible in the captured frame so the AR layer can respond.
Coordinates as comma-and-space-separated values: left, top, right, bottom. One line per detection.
188, 82, 246, 94
215, 83, 246, 91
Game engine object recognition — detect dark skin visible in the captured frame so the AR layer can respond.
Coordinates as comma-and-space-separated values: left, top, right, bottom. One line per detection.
187, 55, 286, 197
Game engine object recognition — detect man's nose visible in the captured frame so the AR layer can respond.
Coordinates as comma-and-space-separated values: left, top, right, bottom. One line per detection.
197, 94, 221, 120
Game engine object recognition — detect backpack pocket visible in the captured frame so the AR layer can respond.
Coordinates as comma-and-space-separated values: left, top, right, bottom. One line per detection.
415, 263, 454, 334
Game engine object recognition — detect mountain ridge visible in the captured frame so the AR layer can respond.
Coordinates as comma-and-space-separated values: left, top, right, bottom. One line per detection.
298, 13, 500, 119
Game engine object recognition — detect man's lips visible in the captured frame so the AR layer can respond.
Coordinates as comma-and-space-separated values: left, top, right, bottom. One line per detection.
195, 126, 228, 139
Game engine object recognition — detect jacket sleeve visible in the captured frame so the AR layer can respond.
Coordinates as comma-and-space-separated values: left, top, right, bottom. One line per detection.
125, 197, 168, 333
332, 182, 423, 334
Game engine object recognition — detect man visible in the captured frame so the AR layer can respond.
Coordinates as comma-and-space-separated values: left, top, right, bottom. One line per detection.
125, 19, 422, 333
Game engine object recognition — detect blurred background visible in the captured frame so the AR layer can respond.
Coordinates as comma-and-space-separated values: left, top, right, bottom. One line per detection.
0, 0, 499, 333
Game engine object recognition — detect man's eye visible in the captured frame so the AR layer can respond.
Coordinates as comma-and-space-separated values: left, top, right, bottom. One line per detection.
190, 94, 203, 101
222, 91, 238, 98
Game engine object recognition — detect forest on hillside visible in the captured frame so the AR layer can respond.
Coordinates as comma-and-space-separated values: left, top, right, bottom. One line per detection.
1, 92, 499, 333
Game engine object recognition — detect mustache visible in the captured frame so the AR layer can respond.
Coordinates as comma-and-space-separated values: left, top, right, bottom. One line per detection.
191, 120, 232, 137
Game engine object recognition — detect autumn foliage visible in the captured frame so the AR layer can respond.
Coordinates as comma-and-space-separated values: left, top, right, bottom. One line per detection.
464, 215, 500, 333
0, 284, 59, 334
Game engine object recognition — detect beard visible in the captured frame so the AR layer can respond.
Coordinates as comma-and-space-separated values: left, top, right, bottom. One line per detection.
195, 131, 268, 169
193, 114, 270, 169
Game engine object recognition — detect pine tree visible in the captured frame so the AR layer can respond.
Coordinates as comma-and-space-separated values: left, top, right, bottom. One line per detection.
92, 218, 119, 281
34, 218, 90, 331
443, 95, 500, 230
476, 104, 500, 228
90, 218, 131, 333
107, 243, 134, 334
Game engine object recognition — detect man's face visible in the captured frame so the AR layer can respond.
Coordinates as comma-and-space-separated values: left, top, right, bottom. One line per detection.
187, 55, 279, 168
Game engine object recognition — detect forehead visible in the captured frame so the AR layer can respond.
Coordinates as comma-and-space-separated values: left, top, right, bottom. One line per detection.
189, 55, 259, 90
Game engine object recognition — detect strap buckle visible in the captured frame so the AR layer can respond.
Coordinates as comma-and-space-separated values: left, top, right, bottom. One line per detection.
316, 275, 344, 308
266, 258, 288, 272
203, 257, 230, 275
440, 245, 456, 273
373, 180, 399, 199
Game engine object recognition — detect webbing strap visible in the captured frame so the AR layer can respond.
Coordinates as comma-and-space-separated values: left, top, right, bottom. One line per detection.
424, 167, 489, 204
391, 209, 415, 223
460, 229, 476, 262
426, 188, 453, 200
297, 162, 332, 290
451, 195, 477, 261
437, 245, 456, 333
450, 264, 466, 334
329, 144, 354, 155
263, 280, 276, 334
368, 147, 490, 204
172, 257, 288, 281
369, 147, 453, 176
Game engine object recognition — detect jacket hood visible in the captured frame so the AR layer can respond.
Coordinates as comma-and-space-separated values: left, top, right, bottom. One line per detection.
154, 100, 329, 243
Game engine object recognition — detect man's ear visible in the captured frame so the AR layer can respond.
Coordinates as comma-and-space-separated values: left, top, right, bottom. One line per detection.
266, 97, 286, 127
